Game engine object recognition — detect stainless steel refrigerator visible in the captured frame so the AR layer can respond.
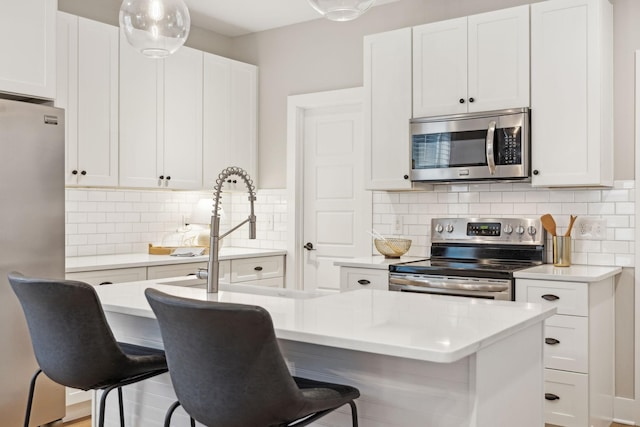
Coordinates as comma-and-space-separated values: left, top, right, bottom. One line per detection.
0, 99, 66, 426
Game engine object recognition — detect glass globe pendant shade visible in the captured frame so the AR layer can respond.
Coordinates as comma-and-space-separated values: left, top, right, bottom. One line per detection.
119, 0, 191, 59
308, 0, 376, 22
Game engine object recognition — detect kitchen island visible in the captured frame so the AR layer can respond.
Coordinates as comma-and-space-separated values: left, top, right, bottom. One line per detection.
94, 278, 556, 427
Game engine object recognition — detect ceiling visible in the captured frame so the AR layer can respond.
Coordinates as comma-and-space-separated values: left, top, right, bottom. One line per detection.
184, 0, 400, 37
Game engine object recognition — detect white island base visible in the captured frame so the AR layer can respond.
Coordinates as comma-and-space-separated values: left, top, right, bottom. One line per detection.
94, 283, 553, 427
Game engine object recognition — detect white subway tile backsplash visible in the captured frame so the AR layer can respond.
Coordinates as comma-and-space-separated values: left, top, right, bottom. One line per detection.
372, 180, 635, 268
66, 181, 635, 268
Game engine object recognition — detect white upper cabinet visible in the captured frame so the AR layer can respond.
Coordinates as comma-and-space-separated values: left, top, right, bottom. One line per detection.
364, 27, 413, 191
163, 47, 204, 190
413, 5, 530, 117
0, 0, 56, 100
530, 0, 613, 187
119, 38, 203, 190
203, 53, 258, 190
56, 13, 119, 187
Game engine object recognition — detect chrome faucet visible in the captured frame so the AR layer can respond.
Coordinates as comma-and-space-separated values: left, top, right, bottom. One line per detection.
196, 167, 256, 293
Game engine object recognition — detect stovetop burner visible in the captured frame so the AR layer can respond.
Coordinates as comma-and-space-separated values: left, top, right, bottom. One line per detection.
390, 258, 539, 280
390, 217, 547, 280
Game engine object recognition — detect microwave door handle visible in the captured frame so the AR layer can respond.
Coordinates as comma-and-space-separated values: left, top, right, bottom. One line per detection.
486, 120, 497, 175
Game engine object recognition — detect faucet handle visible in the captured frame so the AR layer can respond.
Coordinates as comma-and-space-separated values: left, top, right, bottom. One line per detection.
196, 268, 208, 280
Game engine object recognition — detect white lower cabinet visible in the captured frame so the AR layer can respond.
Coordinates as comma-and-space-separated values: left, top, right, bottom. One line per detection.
340, 267, 389, 292
544, 369, 589, 427
231, 256, 285, 287
516, 277, 614, 427
66, 267, 147, 286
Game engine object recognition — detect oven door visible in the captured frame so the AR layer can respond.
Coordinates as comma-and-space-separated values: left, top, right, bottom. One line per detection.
389, 273, 513, 301
410, 108, 529, 182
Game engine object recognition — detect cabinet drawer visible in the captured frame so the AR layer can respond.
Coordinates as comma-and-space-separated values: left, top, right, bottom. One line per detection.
230, 256, 284, 282
544, 369, 588, 427
66, 267, 147, 286
544, 315, 588, 373
147, 262, 208, 279
516, 279, 588, 316
341, 267, 389, 291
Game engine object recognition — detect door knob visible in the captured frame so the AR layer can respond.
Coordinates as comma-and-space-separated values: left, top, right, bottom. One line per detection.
303, 242, 315, 251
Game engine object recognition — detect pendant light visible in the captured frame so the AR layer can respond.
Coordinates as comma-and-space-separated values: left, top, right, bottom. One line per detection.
119, 0, 191, 59
308, 0, 376, 22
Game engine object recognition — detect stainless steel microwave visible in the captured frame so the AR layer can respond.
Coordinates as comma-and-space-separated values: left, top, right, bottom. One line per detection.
410, 108, 530, 183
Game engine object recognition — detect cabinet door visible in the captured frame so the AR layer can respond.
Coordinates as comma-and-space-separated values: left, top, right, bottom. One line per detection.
0, 0, 56, 99
364, 27, 413, 190
119, 34, 162, 188
57, 14, 119, 187
76, 17, 119, 187
467, 5, 530, 113
531, 0, 613, 187
163, 46, 203, 190
56, 12, 80, 186
228, 60, 258, 189
203, 54, 258, 191
413, 17, 468, 117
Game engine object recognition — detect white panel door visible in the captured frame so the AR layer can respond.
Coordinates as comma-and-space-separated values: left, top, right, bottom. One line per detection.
467, 5, 530, 113
413, 17, 468, 117
163, 46, 203, 190
303, 102, 371, 292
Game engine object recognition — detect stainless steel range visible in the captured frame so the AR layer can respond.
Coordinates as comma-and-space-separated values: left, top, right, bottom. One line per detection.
389, 217, 546, 300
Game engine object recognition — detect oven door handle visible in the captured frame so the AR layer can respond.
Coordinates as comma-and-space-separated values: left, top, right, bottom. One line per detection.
389, 277, 509, 292
486, 120, 497, 176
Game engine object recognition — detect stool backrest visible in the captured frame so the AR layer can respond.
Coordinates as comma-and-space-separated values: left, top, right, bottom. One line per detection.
8, 272, 133, 390
145, 288, 305, 427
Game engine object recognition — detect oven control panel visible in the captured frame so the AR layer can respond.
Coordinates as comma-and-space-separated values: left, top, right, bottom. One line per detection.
431, 217, 544, 245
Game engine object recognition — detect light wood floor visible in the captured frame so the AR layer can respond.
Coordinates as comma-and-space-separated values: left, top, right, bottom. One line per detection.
62, 419, 633, 427
63, 417, 91, 427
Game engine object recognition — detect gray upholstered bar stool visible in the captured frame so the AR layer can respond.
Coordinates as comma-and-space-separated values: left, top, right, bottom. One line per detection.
8, 272, 168, 427
145, 288, 360, 427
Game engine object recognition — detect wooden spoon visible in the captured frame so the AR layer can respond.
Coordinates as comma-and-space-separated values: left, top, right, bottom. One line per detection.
565, 215, 577, 237
540, 214, 557, 236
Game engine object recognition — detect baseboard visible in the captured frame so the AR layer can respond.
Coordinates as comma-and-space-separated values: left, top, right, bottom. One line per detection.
63, 400, 91, 422
614, 396, 637, 425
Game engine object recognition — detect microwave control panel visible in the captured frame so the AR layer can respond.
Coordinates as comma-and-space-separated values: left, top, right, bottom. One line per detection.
496, 128, 522, 165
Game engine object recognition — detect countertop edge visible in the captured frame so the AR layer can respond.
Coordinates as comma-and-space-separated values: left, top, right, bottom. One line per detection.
334, 256, 428, 270
514, 264, 623, 282
66, 248, 287, 273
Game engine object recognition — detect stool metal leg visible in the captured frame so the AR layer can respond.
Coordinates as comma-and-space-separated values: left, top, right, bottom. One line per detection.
164, 400, 196, 427
23, 369, 43, 427
164, 401, 181, 427
99, 384, 120, 427
349, 401, 358, 427
117, 387, 125, 427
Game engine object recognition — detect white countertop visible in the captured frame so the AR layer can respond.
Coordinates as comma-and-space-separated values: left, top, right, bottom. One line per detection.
334, 255, 428, 270
514, 264, 622, 282
95, 278, 555, 364
66, 248, 286, 273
